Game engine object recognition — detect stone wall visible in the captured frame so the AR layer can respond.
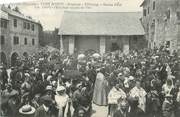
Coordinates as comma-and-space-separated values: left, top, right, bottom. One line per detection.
0, 19, 11, 65
129, 35, 147, 51
62, 35, 146, 55
0, 14, 40, 66
8, 14, 39, 58
75, 35, 99, 53
62, 36, 69, 54
141, 0, 179, 52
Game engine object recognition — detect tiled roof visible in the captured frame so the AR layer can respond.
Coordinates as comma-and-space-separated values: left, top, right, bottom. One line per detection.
140, 0, 146, 7
0, 10, 9, 20
59, 11, 145, 36
1, 5, 38, 23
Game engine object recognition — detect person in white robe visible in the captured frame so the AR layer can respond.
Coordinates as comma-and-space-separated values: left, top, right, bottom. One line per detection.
93, 68, 109, 106
129, 80, 147, 112
108, 83, 126, 117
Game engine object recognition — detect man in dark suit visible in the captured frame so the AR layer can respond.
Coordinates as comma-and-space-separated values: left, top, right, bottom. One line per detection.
34, 96, 52, 117
113, 98, 128, 117
127, 97, 145, 117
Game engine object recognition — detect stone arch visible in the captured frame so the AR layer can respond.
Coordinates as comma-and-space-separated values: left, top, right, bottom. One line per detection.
11, 52, 19, 66
0, 52, 7, 65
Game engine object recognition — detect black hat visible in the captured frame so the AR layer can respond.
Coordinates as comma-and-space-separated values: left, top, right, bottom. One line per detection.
41, 95, 52, 103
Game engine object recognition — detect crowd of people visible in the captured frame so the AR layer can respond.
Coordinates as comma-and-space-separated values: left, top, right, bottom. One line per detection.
0, 47, 180, 117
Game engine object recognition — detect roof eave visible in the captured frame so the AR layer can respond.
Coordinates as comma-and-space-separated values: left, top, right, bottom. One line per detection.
140, 0, 146, 7
1, 8, 40, 25
59, 33, 145, 36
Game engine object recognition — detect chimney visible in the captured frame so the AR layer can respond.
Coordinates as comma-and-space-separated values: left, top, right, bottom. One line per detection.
8, 5, 11, 9
13, 6, 21, 14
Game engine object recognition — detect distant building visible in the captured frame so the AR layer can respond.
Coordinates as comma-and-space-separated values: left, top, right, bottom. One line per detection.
0, 5, 43, 66
140, 0, 180, 53
59, 11, 146, 55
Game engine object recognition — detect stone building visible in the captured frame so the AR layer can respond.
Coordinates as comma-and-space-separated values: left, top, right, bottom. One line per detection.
0, 5, 43, 66
140, 0, 180, 53
59, 11, 146, 55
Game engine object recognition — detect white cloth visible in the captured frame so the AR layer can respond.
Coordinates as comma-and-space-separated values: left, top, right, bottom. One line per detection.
55, 94, 69, 108
177, 91, 180, 102
108, 87, 126, 104
55, 94, 69, 117
162, 84, 174, 95
93, 72, 108, 106
43, 104, 49, 112
129, 86, 147, 112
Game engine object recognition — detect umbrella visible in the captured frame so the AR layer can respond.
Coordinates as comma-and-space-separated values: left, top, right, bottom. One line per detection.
78, 54, 86, 60
92, 53, 101, 58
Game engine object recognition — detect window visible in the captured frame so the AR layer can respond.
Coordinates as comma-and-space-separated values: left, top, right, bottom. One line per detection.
27, 23, 30, 30
134, 36, 138, 42
148, 7, 150, 14
31, 24, 34, 31
147, 23, 149, 32
1, 35, 5, 45
24, 38, 27, 45
23, 22, 26, 29
167, 9, 171, 19
0, 20, 7, 28
13, 19, 17, 27
13, 36, 19, 45
32, 38, 35, 45
143, 9, 147, 16
166, 41, 170, 48
152, 19, 155, 25
157, 19, 160, 23
153, 1, 156, 10
111, 43, 119, 51
177, 12, 180, 20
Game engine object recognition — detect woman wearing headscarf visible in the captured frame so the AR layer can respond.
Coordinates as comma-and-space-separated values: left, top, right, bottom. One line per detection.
162, 78, 175, 98
55, 86, 69, 117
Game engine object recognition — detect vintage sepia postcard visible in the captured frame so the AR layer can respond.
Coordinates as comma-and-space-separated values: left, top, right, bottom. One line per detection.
1, 0, 180, 117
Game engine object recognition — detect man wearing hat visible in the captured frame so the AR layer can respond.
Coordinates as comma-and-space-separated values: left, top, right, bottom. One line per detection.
72, 82, 83, 116
34, 96, 52, 117
127, 97, 145, 117
19, 104, 36, 117
10, 66, 17, 86
43, 85, 54, 98
1, 83, 19, 117
0, 65, 8, 90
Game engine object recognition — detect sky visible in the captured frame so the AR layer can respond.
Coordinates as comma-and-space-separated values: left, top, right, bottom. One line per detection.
1, 0, 144, 30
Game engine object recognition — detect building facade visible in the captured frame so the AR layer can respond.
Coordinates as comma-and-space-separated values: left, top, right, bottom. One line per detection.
59, 12, 146, 55
141, 0, 180, 54
0, 5, 42, 66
